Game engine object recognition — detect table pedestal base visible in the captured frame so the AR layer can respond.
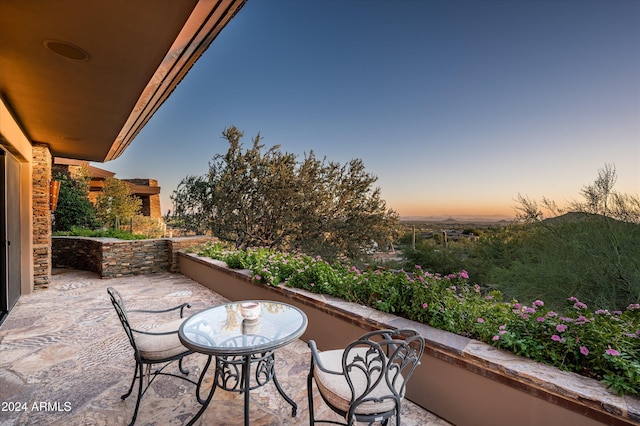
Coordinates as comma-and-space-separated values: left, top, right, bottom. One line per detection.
188, 351, 297, 426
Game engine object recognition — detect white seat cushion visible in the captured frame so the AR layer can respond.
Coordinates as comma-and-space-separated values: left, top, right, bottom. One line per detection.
135, 319, 189, 361
314, 348, 403, 416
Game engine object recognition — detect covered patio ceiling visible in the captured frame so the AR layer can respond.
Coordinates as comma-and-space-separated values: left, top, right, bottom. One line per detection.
0, 0, 246, 162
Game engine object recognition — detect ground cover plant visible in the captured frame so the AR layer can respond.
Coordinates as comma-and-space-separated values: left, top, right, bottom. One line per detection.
198, 242, 640, 397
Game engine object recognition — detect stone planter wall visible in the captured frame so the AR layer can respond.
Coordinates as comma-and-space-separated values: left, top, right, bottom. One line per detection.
179, 252, 640, 426
52, 236, 214, 278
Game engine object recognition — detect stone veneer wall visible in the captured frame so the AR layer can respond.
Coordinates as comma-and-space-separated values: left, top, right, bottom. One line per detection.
165, 236, 214, 272
101, 239, 168, 277
31, 144, 52, 289
52, 236, 214, 278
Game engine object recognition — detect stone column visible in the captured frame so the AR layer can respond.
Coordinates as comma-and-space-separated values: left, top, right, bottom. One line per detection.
32, 144, 52, 289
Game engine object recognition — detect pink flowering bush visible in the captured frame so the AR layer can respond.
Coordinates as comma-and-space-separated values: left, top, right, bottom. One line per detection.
198, 243, 640, 396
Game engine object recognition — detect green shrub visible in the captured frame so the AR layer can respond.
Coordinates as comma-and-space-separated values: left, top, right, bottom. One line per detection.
53, 227, 147, 240
468, 219, 640, 312
198, 242, 640, 396
53, 173, 101, 232
403, 239, 467, 275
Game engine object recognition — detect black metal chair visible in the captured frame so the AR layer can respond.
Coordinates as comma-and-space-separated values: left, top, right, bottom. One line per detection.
307, 329, 425, 426
107, 287, 197, 425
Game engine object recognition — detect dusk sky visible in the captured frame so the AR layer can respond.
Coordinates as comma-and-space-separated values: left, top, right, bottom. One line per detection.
99, 0, 640, 219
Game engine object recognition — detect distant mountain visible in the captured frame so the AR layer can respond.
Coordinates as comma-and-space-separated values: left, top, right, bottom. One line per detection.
441, 217, 461, 224
400, 215, 514, 225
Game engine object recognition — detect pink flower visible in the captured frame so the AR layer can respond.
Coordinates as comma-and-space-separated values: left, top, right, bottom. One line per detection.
580, 346, 589, 356
556, 324, 567, 333
605, 348, 620, 356
567, 297, 578, 302
458, 270, 469, 279
575, 315, 590, 324
536, 317, 545, 322
628, 303, 640, 310
499, 330, 507, 335
533, 300, 544, 307
551, 335, 563, 342
477, 318, 484, 323
422, 302, 428, 309
492, 335, 500, 341
574, 301, 588, 310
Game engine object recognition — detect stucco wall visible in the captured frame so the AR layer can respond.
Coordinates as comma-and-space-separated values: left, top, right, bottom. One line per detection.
0, 97, 35, 296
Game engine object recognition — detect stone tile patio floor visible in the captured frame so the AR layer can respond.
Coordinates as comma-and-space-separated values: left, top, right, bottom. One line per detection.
0, 269, 452, 426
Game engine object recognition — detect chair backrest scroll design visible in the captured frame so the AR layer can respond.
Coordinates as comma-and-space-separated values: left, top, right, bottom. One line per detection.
342, 328, 425, 419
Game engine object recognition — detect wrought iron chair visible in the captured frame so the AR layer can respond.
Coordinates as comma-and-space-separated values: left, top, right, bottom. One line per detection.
107, 287, 197, 425
307, 328, 425, 426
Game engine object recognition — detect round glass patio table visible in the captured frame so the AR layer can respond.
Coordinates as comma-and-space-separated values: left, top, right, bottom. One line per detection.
179, 300, 308, 426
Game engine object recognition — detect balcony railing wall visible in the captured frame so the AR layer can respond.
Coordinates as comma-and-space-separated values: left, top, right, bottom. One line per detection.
179, 252, 639, 426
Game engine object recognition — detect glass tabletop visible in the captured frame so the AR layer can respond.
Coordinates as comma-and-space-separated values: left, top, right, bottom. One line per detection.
179, 300, 308, 356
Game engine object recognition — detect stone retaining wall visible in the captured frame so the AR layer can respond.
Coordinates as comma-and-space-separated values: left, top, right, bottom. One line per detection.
52, 236, 214, 278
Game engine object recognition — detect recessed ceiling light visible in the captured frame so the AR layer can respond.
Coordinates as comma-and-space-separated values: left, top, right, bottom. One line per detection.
43, 40, 89, 62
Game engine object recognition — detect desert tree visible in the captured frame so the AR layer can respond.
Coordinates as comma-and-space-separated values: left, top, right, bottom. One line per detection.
515, 163, 639, 224
95, 177, 141, 228
170, 126, 399, 261
168, 174, 214, 235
